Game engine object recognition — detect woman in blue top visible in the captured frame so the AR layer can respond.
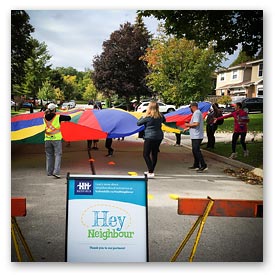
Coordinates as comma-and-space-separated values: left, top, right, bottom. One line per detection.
137, 101, 166, 178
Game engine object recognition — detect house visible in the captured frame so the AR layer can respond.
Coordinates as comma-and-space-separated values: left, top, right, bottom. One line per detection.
215, 59, 263, 101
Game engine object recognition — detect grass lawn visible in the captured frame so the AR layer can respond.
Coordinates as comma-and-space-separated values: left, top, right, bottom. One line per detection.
203, 113, 263, 168
216, 113, 263, 133
202, 141, 263, 169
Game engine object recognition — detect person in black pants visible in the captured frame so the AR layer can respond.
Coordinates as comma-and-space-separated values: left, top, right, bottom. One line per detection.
137, 101, 165, 178
206, 103, 223, 149
105, 138, 114, 157
174, 133, 182, 146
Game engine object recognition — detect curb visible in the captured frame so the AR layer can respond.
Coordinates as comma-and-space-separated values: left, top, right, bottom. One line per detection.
164, 136, 263, 178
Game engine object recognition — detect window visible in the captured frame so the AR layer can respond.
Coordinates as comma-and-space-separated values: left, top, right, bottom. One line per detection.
232, 70, 238, 80
257, 88, 263, 97
258, 63, 263, 77
220, 73, 225, 81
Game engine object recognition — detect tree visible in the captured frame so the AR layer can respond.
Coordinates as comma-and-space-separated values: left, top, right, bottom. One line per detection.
79, 70, 98, 101
48, 69, 64, 90
82, 83, 97, 102
138, 10, 263, 56
11, 10, 35, 94
229, 51, 256, 67
37, 79, 55, 102
142, 36, 224, 105
92, 18, 151, 109
22, 38, 52, 99
54, 87, 65, 103
63, 75, 77, 100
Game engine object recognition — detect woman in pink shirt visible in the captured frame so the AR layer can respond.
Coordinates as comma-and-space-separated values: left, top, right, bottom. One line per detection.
214, 102, 249, 159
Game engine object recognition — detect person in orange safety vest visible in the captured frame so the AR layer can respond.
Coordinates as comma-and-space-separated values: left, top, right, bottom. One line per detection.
44, 103, 71, 178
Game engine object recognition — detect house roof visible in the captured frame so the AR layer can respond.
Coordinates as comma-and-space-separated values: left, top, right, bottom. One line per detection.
216, 81, 255, 90
216, 59, 263, 73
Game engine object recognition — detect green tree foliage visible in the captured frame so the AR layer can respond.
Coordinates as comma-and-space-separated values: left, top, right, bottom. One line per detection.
92, 18, 151, 109
80, 70, 98, 101
142, 36, 224, 105
48, 69, 64, 90
63, 75, 77, 100
138, 10, 263, 56
217, 95, 232, 105
11, 10, 35, 94
37, 79, 55, 102
56, 66, 81, 78
82, 83, 97, 102
229, 51, 257, 67
22, 38, 52, 99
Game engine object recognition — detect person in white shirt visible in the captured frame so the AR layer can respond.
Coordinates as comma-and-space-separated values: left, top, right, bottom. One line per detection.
185, 102, 208, 172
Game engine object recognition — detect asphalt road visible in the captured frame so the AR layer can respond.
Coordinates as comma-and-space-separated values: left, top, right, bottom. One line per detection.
10, 134, 263, 262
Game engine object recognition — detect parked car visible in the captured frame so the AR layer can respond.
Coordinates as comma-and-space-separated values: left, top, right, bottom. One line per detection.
220, 97, 263, 113
136, 101, 176, 113
61, 101, 75, 110
22, 102, 33, 108
69, 100, 76, 108
241, 97, 263, 113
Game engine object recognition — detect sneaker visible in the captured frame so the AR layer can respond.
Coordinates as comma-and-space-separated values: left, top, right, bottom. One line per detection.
147, 173, 155, 178
188, 166, 199, 171
197, 166, 208, 173
243, 150, 249, 157
229, 152, 237, 159
53, 174, 61, 179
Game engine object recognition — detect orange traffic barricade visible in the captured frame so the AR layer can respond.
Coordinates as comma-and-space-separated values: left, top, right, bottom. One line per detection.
11, 197, 34, 262
170, 196, 263, 262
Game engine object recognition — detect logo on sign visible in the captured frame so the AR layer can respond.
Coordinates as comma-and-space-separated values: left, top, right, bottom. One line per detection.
75, 180, 93, 195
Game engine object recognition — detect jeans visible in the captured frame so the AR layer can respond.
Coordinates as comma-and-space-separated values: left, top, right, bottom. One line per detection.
45, 140, 62, 175
143, 139, 162, 173
191, 139, 206, 168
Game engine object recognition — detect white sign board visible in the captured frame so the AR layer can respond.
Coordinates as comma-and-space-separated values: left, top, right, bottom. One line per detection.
66, 174, 148, 262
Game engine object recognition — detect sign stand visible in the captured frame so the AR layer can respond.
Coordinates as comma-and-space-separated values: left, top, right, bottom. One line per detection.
170, 196, 263, 262
65, 173, 148, 262
170, 197, 214, 262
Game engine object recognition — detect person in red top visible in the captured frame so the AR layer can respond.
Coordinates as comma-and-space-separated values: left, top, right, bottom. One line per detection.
214, 102, 250, 159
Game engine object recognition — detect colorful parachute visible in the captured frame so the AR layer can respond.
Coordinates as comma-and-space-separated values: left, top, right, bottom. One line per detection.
11, 102, 211, 143
61, 108, 144, 141
165, 101, 211, 132
11, 109, 83, 144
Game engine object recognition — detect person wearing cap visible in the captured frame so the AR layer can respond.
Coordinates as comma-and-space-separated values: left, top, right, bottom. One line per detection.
44, 103, 71, 178
185, 102, 208, 172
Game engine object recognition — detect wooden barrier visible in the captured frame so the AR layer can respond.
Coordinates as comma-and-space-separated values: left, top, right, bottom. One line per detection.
11, 197, 34, 262
178, 198, 263, 218
170, 196, 263, 262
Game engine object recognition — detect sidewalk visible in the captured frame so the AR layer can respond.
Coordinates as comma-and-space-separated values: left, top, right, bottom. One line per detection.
165, 132, 263, 177
11, 134, 263, 262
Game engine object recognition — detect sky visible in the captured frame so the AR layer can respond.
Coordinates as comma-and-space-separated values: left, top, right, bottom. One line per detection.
27, 10, 163, 71
26, 9, 237, 72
